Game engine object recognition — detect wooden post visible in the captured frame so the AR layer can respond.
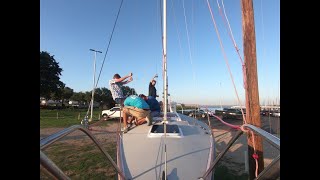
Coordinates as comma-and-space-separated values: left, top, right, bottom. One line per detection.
78, 113, 80, 120
241, 0, 264, 179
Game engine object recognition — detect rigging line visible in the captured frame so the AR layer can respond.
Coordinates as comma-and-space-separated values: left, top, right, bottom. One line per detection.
170, 0, 184, 66
83, 0, 124, 120
218, 0, 248, 103
94, 0, 124, 89
205, 0, 246, 123
211, 113, 241, 130
260, 0, 269, 108
218, 0, 244, 65
41, 3, 48, 50
217, 0, 248, 101
160, 0, 165, 71
240, 125, 259, 178
154, 0, 162, 95
251, 130, 259, 177
219, 82, 223, 109
218, 0, 247, 118
182, 0, 196, 85
160, 0, 164, 69
160, 0, 163, 48
260, 0, 265, 59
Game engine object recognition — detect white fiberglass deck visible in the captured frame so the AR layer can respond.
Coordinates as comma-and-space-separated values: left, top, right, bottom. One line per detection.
118, 113, 215, 180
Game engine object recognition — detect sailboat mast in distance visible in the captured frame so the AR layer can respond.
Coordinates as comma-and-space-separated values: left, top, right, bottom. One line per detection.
219, 82, 223, 109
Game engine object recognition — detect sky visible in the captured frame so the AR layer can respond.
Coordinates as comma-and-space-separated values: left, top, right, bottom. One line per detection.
40, 0, 280, 106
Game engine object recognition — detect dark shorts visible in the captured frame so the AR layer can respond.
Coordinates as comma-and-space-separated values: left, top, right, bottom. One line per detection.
150, 111, 160, 117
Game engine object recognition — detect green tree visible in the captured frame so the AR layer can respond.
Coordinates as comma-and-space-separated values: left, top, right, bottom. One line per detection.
52, 86, 73, 107
122, 86, 137, 96
40, 51, 64, 99
95, 87, 114, 109
70, 92, 86, 102
84, 91, 92, 104
63, 87, 74, 101
51, 83, 65, 101
69, 86, 132, 109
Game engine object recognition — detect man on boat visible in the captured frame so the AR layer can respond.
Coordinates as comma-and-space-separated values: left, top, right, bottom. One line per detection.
148, 74, 158, 99
122, 95, 153, 133
109, 72, 133, 106
139, 94, 160, 117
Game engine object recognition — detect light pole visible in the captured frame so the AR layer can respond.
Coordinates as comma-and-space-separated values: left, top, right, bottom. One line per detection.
89, 49, 102, 122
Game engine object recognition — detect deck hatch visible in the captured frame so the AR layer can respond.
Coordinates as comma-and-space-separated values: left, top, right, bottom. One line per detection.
150, 124, 180, 133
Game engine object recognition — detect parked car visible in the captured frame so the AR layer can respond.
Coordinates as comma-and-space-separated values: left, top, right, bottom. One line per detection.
101, 107, 121, 119
260, 110, 272, 116
204, 109, 215, 117
214, 109, 225, 116
221, 108, 244, 120
272, 111, 280, 117
188, 109, 208, 118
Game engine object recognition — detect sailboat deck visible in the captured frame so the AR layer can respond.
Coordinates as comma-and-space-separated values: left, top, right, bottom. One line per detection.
119, 113, 215, 179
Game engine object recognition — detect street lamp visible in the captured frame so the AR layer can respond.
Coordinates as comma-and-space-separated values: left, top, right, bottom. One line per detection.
89, 49, 102, 122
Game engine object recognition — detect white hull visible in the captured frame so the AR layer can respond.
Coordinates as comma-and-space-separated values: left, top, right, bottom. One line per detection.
118, 112, 215, 180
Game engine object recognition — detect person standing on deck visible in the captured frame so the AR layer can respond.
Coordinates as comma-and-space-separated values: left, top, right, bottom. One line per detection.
109, 72, 133, 106
149, 74, 158, 98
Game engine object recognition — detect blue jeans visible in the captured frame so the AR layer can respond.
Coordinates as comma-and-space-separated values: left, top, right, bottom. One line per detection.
150, 111, 160, 117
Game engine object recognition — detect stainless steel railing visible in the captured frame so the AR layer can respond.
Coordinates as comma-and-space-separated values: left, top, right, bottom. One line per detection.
40, 124, 126, 180
199, 124, 280, 180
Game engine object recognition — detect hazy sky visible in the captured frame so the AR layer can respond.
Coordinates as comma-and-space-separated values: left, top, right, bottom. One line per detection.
40, 0, 279, 106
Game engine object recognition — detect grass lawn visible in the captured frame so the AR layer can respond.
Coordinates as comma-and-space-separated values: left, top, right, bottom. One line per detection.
40, 108, 119, 179
40, 108, 112, 128
41, 141, 117, 179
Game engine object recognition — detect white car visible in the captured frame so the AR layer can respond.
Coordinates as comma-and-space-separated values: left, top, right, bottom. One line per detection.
273, 111, 280, 117
101, 107, 121, 119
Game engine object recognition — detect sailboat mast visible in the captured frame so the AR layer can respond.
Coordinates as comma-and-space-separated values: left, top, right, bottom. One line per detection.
163, 0, 168, 121
163, 0, 168, 179
241, 0, 264, 179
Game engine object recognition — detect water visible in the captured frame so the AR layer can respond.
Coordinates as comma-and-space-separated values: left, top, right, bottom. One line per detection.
200, 106, 232, 113
177, 105, 232, 114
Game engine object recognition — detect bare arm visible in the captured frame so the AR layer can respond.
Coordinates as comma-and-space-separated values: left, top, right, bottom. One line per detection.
122, 76, 133, 84
114, 72, 133, 83
150, 74, 158, 82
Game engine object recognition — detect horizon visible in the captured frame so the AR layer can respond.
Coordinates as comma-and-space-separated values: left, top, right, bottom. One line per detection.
40, 0, 280, 105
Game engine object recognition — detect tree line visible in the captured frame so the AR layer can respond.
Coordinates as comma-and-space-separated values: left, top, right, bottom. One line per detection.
40, 51, 136, 109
